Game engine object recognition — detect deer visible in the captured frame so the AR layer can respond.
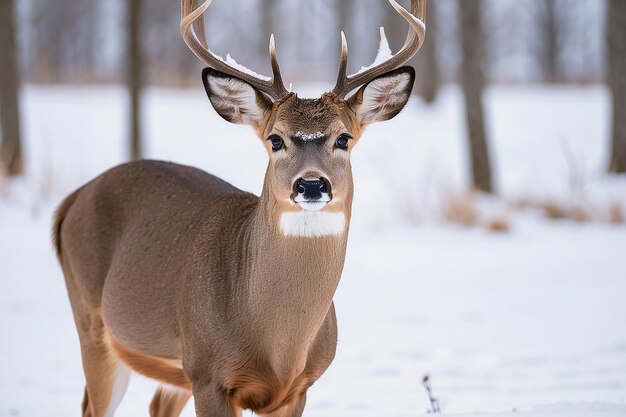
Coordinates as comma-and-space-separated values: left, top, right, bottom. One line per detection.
52, 0, 426, 416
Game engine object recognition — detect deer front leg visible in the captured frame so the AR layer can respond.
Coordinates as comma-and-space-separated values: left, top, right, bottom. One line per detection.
149, 385, 192, 417
193, 383, 241, 417
290, 393, 307, 417
262, 393, 307, 417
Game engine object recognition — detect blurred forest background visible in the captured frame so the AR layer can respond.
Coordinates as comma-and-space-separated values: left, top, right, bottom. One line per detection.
1, 0, 625, 189
2, 2, 626, 414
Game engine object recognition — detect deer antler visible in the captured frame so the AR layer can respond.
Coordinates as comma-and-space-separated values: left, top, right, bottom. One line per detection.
332, 0, 427, 98
180, 0, 289, 99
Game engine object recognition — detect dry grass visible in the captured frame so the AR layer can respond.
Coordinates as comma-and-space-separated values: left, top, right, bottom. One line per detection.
441, 191, 512, 233
609, 201, 624, 224
507, 141, 624, 226
540, 201, 589, 223
508, 197, 536, 211
505, 196, 625, 226
570, 206, 590, 223
0, 173, 8, 200
442, 192, 478, 227
485, 216, 511, 233
541, 200, 568, 220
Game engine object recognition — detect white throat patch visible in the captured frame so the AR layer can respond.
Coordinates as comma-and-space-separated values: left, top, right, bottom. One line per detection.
279, 211, 346, 238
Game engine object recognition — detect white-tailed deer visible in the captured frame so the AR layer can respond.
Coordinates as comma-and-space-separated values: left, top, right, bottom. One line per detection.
53, 0, 426, 416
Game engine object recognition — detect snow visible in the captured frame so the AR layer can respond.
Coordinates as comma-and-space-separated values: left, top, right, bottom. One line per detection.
294, 131, 326, 141
350, 27, 394, 78
224, 53, 272, 82
1, 83, 625, 417
208, 50, 272, 82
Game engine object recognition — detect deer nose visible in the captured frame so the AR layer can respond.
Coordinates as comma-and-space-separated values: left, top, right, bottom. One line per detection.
295, 177, 330, 200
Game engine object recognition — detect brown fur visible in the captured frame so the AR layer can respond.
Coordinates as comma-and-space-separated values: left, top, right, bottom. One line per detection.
52, 186, 83, 261
108, 335, 192, 391
225, 370, 311, 414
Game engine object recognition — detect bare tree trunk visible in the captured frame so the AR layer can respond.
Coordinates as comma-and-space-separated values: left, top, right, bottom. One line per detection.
128, 0, 143, 160
0, 0, 24, 176
459, 0, 493, 193
608, 0, 626, 173
414, 0, 439, 103
540, 0, 560, 83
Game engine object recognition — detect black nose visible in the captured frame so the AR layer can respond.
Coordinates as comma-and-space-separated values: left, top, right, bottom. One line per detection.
295, 177, 329, 200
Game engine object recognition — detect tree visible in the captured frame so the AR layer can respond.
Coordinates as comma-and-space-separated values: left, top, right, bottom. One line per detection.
537, 0, 562, 83
459, 0, 493, 193
0, 0, 24, 176
128, 0, 143, 160
28, 0, 98, 83
607, 0, 626, 173
414, 0, 439, 103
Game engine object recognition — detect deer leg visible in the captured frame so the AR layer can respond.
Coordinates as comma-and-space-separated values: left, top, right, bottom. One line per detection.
288, 393, 307, 417
77, 322, 130, 417
80, 361, 129, 417
193, 383, 241, 417
149, 386, 192, 417
262, 393, 307, 417
63, 262, 130, 417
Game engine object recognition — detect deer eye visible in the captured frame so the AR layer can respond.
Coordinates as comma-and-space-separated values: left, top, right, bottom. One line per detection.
335, 134, 350, 150
268, 134, 284, 152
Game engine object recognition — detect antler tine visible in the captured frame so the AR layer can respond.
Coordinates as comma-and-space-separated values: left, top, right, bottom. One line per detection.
333, 31, 349, 98
269, 35, 289, 98
180, 0, 288, 99
331, 0, 427, 98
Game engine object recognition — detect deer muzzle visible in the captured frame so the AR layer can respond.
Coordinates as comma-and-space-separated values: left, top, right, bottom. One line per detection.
292, 177, 332, 211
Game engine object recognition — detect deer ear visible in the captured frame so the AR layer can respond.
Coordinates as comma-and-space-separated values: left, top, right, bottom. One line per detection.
202, 67, 272, 126
346, 66, 415, 125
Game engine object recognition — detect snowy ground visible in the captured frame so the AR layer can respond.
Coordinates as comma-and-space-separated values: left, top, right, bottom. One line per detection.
1, 84, 625, 416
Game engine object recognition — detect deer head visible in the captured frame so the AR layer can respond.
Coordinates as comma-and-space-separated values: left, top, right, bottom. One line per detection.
181, 0, 426, 237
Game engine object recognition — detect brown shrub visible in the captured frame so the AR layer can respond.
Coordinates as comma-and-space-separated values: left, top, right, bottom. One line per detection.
609, 202, 624, 224
442, 193, 477, 226
485, 216, 511, 233
541, 201, 568, 220
570, 206, 590, 223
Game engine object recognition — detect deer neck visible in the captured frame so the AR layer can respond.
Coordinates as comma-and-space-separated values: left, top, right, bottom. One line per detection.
238, 172, 351, 354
